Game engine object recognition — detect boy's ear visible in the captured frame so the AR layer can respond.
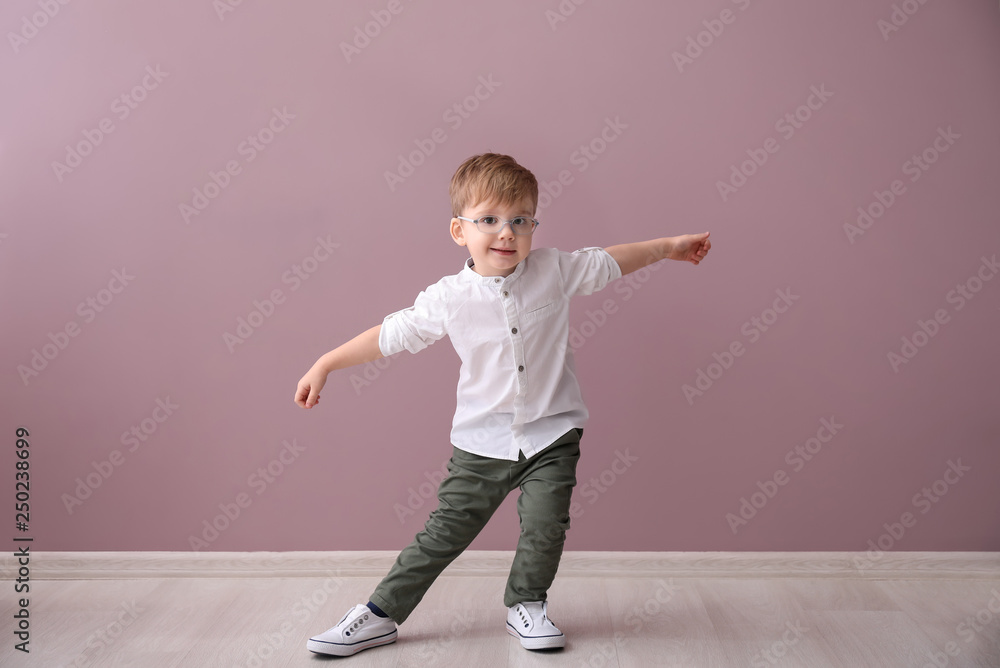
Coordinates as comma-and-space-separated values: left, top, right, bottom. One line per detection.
450, 217, 467, 246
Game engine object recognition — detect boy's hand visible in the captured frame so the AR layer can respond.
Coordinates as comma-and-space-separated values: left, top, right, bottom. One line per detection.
669, 231, 711, 265
295, 365, 328, 409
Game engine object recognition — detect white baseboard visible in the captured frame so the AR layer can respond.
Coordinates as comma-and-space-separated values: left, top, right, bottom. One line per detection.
5, 551, 998, 580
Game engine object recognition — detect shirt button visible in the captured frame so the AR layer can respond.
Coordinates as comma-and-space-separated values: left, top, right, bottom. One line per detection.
518, 365, 524, 372
511, 327, 518, 334
495, 278, 501, 283
502, 291, 509, 297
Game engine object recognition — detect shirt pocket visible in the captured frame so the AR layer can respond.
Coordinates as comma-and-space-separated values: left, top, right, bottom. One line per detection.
520, 290, 563, 325
523, 301, 555, 319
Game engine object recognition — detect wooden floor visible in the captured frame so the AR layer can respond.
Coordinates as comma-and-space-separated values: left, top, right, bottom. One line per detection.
4, 552, 1000, 667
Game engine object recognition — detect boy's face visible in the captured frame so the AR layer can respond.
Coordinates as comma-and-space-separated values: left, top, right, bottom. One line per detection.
450, 195, 535, 277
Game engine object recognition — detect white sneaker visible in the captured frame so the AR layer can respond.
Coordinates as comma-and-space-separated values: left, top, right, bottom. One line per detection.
307, 603, 397, 656
506, 601, 566, 650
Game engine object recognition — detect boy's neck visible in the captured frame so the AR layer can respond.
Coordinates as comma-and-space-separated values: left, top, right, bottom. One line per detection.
471, 260, 518, 278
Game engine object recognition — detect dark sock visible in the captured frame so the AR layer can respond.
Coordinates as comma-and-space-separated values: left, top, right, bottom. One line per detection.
366, 601, 389, 618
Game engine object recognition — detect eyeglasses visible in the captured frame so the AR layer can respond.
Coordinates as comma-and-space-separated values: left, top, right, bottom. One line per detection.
456, 215, 540, 235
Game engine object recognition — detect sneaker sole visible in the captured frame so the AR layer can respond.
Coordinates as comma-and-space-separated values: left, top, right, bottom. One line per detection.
307, 629, 397, 656
506, 622, 565, 650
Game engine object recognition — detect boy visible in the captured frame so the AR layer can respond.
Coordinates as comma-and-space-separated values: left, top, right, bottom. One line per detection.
294, 153, 710, 656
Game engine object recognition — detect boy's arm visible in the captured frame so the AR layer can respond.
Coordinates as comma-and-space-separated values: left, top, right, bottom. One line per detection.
605, 232, 711, 275
296, 324, 385, 408
316, 324, 384, 373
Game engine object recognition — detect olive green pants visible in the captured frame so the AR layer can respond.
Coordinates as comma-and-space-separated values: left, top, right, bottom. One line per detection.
369, 427, 582, 625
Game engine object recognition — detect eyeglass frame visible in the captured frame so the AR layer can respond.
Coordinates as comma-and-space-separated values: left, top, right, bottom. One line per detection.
455, 215, 541, 236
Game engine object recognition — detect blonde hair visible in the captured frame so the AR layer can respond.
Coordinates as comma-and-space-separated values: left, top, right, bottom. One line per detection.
449, 153, 538, 218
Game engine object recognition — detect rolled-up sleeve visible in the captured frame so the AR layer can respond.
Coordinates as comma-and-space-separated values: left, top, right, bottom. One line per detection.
558, 246, 623, 297
378, 281, 450, 356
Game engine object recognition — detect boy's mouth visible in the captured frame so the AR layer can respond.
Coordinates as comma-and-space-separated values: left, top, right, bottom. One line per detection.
491, 247, 516, 255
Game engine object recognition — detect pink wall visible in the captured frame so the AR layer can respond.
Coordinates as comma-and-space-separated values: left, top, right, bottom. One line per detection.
2, 1, 998, 553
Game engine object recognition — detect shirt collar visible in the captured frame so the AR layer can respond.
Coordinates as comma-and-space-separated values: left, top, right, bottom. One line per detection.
461, 252, 528, 285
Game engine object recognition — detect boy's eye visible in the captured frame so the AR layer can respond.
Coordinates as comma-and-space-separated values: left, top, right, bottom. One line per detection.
479, 216, 500, 225
510, 217, 529, 226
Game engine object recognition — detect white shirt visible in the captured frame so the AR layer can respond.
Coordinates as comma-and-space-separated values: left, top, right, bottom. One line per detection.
378, 246, 623, 461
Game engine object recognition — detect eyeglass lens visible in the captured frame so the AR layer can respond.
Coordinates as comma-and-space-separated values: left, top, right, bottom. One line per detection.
477, 217, 536, 234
